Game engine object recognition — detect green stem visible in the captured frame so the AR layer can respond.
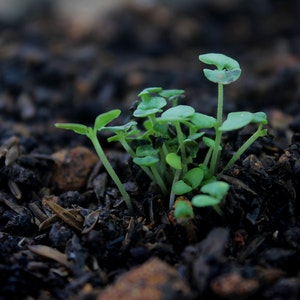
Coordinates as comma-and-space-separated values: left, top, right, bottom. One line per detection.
210, 83, 223, 174
169, 169, 181, 209
148, 114, 156, 128
203, 147, 213, 167
89, 132, 133, 215
220, 124, 265, 173
150, 165, 168, 195
175, 121, 188, 174
117, 136, 136, 158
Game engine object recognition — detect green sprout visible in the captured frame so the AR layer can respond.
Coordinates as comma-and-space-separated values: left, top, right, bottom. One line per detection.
199, 53, 242, 175
55, 110, 133, 215
55, 53, 268, 222
174, 197, 194, 224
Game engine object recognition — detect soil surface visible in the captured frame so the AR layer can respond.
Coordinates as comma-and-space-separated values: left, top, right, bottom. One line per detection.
1, 1, 300, 299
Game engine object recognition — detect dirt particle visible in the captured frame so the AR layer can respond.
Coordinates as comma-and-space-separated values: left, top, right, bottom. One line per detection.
97, 258, 192, 300
51, 146, 98, 192
211, 272, 259, 298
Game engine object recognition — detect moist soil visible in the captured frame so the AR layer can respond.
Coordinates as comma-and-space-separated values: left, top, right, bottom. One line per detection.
1, 1, 300, 299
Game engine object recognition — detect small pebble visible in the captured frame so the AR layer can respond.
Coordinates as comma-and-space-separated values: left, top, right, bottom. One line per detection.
51, 146, 98, 192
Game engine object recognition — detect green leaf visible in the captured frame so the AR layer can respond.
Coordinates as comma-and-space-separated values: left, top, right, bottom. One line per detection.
203, 68, 241, 84
199, 53, 240, 70
166, 153, 182, 170
201, 181, 229, 199
190, 113, 216, 129
203, 137, 222, 150
219, 111, 253, 131
134, 108, 161, 117
192, 195, 220, 207
133, 96, 167, 117
138, 87, 162, 97
102, 121, 137, 133
55, 123, 88, 135
160, 105, 195, 121
159, 89, 184, 99
188, 132, 205, 141
173, 180, 193, 195
136, 145, 159, 156
198, 163, 211, 177
251, 112, 268, 124
174, 199, 194, 221
183, 167, 204, 189
199, 53, 241, 84
133, 155, 159, 167
153, 123, 169, 136
94, 109, 121, 131
184, 139, 200, 158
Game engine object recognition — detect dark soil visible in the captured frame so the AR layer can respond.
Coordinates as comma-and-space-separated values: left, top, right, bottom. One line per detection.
1, 1, 300, 299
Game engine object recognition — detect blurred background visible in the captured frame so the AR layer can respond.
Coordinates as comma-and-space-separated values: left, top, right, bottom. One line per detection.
0, 0, 299, 148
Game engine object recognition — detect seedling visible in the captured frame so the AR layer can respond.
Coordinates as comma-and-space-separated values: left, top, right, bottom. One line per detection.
55, 53, 268, 222
55, 110, 133, 215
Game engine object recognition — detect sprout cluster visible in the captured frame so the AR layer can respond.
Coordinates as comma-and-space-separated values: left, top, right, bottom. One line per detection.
55, 53, 268, 220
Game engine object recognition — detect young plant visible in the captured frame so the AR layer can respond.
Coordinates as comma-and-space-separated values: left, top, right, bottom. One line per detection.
55, 110, 134, 215
55, 53, 268, 221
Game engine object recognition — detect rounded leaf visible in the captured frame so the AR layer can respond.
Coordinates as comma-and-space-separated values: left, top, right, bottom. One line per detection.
199, 53, 240, 70
192, 195, 220, 207
190, 113, 216, 129
173, 180, 193, 195
160, 105, 195, 121
133, 155, 159, 167
219, 111, 253, 131
201, 181, 229, 200
252, 112, 268, 124
94, 109, 121, 131
183, 167, 204, 189
174, 199, 194, 221
136, 145, 159, 156
159, 89, 185, 99
166, 153, 182, 170
203, 68, 241, 84
133, 96, 167, 117
138, 87, 162, 97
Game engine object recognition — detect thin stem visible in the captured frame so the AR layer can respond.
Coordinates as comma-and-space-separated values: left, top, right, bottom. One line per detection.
117, 136, 136, 158
210, 83, 223, 174
148, 114, 156, 128
217, 83, 224, 126
150, 165, 168, 195
203, 147, 213, 167
89, 132, 133, 215
175, 121, 188, 174
220, 124, 265, 173
169, 169, 181, 209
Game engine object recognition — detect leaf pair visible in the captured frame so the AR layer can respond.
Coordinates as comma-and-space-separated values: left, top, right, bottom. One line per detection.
199, 53, 241, 85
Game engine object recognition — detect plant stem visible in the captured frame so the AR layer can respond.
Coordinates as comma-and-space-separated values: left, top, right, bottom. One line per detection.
175, 121, 188, 174
210, 83, 223, 174
220, 124, 265, 173
150, 165, 168, 195
169, 169, 181, 209
89, 132, 133, 215
203, 147, 213, 167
